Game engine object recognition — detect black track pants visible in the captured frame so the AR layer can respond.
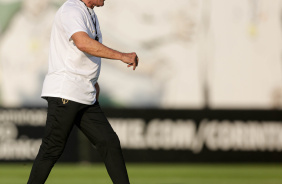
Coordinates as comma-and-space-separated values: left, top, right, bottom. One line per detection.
27, 97, 130, 184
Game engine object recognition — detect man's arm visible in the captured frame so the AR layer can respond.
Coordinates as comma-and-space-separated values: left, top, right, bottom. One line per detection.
72, 32, 139, 70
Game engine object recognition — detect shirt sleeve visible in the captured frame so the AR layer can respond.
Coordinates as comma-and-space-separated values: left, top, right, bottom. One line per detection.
60, 6, 88, 40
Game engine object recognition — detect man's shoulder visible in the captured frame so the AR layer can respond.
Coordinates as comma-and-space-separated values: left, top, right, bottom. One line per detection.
61, 0, 84, 14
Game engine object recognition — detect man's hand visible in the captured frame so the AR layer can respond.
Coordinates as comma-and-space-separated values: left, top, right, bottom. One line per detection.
121, 52, 139, 70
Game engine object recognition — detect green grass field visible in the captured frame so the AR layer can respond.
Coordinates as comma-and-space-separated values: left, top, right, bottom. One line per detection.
1, 163, 282, 184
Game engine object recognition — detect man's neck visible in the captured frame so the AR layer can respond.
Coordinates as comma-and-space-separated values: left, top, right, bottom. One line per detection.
81, 0, 92, 8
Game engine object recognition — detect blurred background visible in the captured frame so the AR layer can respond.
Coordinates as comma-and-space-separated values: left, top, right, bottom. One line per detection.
0, 0, 282, 183
1, 0, 282, 109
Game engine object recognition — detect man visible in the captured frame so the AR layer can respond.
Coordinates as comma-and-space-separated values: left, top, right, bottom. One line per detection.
27, 0, 138, 183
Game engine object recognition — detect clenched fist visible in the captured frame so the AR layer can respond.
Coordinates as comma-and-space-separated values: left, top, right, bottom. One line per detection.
121, 52, 139, 70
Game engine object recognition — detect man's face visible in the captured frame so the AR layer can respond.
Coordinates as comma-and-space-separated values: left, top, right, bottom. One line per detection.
90, 0, 105, 8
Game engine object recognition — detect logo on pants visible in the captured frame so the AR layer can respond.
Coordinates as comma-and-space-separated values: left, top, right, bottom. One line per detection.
62, 98, 69, 104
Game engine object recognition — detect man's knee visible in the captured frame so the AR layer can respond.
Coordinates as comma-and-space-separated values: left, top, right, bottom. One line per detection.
96, 133, 121, 150
40, 138, 66, 160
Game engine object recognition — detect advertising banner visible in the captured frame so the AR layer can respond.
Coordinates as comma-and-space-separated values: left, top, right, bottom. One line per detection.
90, 109, 282, 162
0, 108, 282, 162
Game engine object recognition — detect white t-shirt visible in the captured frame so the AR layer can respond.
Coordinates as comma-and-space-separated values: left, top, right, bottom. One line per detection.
41, 0, 103, 105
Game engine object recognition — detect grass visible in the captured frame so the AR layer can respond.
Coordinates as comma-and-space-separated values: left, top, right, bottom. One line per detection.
0, 163, 282, 184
